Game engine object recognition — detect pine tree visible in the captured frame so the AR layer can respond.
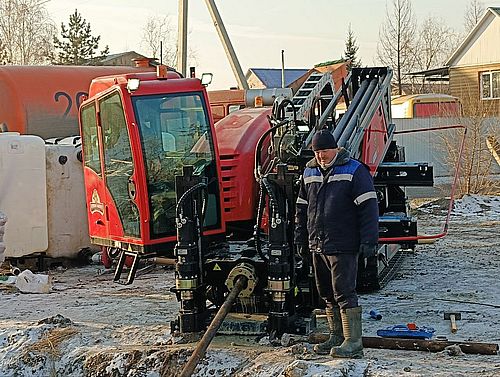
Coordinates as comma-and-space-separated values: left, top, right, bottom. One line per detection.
53, 10, 109, 65
343, 23, 361, 70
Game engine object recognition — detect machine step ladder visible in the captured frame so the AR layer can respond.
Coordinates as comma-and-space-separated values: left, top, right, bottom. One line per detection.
285, 72, 335, 122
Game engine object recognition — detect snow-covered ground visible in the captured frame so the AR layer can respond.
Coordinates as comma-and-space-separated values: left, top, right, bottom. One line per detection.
0, 195, 499, 376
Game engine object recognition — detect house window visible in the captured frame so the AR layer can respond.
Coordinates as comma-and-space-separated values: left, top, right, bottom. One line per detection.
481, 71, 500, 99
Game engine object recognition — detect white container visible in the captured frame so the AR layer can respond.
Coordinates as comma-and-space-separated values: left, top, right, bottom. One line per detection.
45, 139, 92, 258
0, 133, 48, 257
15, 269, 51, 293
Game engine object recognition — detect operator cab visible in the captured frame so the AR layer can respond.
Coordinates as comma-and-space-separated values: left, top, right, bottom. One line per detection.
133, 92, 219, 238
79, 71, 224, 257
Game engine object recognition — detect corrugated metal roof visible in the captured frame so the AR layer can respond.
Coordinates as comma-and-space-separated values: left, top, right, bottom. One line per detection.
247, 68, 308, 88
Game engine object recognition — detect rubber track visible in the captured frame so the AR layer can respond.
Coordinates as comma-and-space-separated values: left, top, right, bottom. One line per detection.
378, 250, 414, 289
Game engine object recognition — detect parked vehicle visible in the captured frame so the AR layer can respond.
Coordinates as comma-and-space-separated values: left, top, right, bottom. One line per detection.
391, 93, 461, 118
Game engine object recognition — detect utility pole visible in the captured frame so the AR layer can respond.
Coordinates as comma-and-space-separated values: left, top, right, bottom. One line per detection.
176, 0, 249, 88
177, 0, 188, 77
204, 0, 249, 89
281, 50, 285, 88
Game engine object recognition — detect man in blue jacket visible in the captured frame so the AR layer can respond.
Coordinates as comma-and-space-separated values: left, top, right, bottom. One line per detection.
295, 129, 379, 358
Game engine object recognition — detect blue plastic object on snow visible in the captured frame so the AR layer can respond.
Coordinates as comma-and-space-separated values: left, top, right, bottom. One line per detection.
377, 324, 435, 340
369, 309, 382, 320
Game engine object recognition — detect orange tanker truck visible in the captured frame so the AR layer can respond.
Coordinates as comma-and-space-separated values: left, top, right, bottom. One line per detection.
0, 64, 154, 139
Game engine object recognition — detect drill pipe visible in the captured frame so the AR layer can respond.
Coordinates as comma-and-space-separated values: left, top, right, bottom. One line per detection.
179, 275, 248, 377
308, 333, 499, 355
332, 77, 369, 143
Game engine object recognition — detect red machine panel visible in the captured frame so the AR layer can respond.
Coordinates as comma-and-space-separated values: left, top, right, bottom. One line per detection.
214, 107, 271, 224
362, 104, 390, 174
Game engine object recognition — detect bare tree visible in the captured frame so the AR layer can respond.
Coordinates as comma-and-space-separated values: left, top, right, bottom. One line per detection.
415, 16, 459, 72
440, 89, 500, 195
377, 0, 417, 95
0, 0, 56, 65
464, 0, 485, 34
141, 16, 177, 66
0, 40, 7, 64
141, 15, 198, 69
412, 16, 461, 92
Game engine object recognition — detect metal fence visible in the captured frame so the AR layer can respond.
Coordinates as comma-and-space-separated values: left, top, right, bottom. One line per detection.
393, 117, 500, 177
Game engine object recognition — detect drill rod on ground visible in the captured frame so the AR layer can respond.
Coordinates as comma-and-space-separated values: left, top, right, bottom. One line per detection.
308, 333, 499, 355
179, 275, 248, 377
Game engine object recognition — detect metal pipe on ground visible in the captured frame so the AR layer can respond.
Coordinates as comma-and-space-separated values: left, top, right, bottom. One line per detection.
435, 298, 500, 309
307, 333, 499, 355
179, 275, 249, 377
152, 257, 176, 266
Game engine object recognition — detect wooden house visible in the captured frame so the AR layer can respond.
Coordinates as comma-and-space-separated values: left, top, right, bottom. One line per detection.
446, 7, 500, 115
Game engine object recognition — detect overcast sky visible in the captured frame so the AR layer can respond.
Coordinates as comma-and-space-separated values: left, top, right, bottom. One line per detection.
46, 0, 481, 89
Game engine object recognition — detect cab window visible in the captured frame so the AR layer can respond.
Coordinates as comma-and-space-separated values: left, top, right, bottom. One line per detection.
100, 92, 140, 237
81, 103, 101, 176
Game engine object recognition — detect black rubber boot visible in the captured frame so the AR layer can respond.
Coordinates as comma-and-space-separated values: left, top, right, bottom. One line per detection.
313, 306, 344, 354
330, 306, 363, 358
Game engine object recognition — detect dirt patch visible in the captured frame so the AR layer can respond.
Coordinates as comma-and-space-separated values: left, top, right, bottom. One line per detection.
1, 195, 499, 376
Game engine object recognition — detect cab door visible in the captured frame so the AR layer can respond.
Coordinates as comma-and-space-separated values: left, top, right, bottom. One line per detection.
99, 92, 141, 240
81, 102, 108, 240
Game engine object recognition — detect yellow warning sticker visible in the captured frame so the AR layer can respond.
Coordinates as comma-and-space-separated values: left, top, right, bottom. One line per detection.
213, 263, 221, 271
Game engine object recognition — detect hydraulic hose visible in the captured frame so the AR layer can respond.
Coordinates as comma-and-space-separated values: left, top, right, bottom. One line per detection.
254, 180, 268, 262
254, 176, 283, 263
200, 187, 209, 229
262, 176, 280, 218
379, 124, 467, 243
175, 182, 207, 218
308, 96, 322, 129
254, 118, 288, 180
274, 98, 297, 122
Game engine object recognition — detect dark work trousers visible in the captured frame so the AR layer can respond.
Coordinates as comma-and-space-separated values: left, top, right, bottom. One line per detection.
312, 252, 359, 309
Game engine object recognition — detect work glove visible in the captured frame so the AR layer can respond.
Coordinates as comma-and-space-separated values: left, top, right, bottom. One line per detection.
296, 244, 309, 259
359, 243, 378, 259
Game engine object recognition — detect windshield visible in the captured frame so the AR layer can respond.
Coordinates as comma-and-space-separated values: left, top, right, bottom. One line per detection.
132, 92, 219, 238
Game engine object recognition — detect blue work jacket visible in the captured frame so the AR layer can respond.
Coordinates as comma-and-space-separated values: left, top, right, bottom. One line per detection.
294, 148, 379, 254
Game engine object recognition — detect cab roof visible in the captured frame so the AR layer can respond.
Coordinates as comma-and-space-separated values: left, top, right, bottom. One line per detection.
88, 71, 204, 98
